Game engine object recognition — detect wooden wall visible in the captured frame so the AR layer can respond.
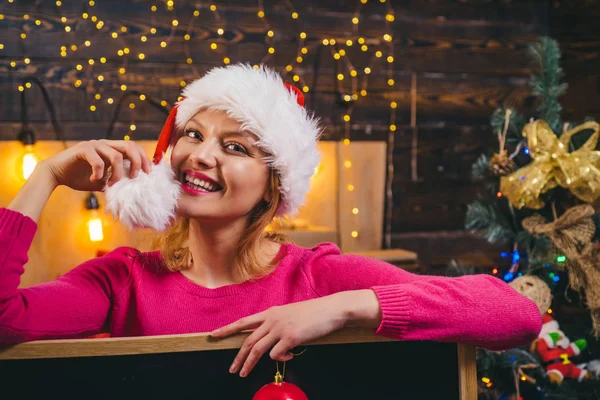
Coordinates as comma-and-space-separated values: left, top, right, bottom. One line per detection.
1, 0, 599, 268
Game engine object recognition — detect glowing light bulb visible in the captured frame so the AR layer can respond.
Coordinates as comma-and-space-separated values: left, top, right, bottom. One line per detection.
21, 144, 38, 180
88, 210, 104, 242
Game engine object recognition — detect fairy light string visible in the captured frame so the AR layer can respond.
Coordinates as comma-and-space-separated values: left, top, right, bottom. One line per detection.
6, 0, 402, 242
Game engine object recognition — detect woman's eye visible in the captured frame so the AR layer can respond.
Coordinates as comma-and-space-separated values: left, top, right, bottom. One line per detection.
186, 130, 202, 140
225, 143, 248, 154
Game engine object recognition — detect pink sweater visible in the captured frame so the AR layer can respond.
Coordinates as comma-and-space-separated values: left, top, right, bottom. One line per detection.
0, 208, 541, 348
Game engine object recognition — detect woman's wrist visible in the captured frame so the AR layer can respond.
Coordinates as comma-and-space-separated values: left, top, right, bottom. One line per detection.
334, 289, 382, 329
8, 163, 58, 222
35, 160, 60, 189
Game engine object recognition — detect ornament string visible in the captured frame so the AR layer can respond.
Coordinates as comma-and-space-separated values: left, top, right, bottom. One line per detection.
509, 140, 525, 160
497, 109, 512, 156
275, 348, 307, 380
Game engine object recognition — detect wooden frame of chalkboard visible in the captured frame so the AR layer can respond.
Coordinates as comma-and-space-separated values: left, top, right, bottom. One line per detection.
0, 328, 477, 400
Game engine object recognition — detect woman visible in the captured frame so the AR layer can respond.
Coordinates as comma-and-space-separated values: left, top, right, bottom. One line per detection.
0, 64, 541, 378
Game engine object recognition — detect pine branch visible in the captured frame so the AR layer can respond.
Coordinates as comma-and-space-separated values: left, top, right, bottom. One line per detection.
471, 154, 501, 194
529, 37, 568, 134
472, 154, 490, 180
465, 198, 517, 244
516, 229, 550, 254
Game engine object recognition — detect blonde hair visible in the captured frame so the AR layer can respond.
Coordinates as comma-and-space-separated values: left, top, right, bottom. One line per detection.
157, 168, 289, 280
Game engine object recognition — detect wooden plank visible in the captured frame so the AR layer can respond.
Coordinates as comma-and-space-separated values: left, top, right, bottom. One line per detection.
0, 327, 393, 360
0, 70, 533, 128
391, 182, 481, 232
390, 230, 506, 270
458, 344, 478, 400
550, 0, 600, 41
389, 123, 495, 232
350, 248, 417, 263
0, 0, 549, 76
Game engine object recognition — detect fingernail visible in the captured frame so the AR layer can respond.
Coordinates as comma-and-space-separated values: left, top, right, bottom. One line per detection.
239, 370, 246, 378
211, 329, 220, 336
229, 363, 236, 373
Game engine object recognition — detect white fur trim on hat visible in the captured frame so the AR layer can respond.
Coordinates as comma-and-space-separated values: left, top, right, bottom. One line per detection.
176, 64, 322, 216
542, 334, 555, 348
570, 342, 581, 356
105, 160, 180, 231
546, 368, 563, 381
540, 320, 559, 336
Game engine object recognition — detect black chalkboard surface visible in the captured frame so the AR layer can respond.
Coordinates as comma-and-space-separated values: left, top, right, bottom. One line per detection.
0, 329, 476, 400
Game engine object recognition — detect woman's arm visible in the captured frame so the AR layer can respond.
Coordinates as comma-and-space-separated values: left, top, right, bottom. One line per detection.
0, 140, 151, 345
0, 208, 135, 345
212, 244, 541, 378
8, 162, 58, 222
303, 247, 542, 351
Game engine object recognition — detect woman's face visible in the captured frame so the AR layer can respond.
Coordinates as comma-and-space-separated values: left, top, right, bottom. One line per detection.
171, 108, 271, 221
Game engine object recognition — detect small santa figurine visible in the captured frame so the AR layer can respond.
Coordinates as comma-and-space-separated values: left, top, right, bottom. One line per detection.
534, 314, 593, 384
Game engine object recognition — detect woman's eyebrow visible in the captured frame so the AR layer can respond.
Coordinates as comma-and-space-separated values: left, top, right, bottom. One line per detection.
223, 130, 258, 142
189, 117, 205, 127
187, 118, 257, 142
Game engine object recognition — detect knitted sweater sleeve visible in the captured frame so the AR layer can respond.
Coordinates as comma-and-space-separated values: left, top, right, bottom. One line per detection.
0, 208, 136, 345
301, 243, 542, 351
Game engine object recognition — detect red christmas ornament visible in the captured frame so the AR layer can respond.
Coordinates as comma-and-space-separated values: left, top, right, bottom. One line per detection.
252, 371, 308, 400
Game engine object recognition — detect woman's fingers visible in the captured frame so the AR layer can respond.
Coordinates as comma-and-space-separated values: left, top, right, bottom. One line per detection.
94, 142, 125, 186
99, 140, 146, 179
230, 323, 270, 375
269, 340, 295, 362
81, 145, 106, 182
212, 312, 264, 338
239, 332, 280, 378
137, 145, 153, 174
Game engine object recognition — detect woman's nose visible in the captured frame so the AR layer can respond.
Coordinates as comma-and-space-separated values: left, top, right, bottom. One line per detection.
190, 141, 218, 168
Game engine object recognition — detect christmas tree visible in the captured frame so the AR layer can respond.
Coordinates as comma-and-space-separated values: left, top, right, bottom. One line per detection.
463, 37, 600, 399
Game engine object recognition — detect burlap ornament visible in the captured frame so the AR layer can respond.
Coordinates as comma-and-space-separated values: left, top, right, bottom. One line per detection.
522, 204, 600, 336
509, 275, 552, 315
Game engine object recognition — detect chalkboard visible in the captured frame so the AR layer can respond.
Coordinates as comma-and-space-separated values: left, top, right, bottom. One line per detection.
0, 329, 476, 400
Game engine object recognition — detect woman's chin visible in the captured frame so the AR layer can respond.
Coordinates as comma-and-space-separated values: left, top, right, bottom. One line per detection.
175, 204, 231, 221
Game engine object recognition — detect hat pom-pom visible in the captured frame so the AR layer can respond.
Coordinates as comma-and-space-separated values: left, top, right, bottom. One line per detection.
105, 160, 180, 231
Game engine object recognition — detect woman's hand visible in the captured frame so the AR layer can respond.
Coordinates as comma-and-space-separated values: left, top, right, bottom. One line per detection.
42, 139, 152, 192
210, 289, 382, 377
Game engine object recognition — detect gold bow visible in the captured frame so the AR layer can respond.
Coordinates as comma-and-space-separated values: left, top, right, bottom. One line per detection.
522, 204, 600, 336
500, 120, 600, 209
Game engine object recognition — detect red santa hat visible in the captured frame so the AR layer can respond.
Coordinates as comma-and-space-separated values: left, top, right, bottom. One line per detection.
105, 64, 322, 231
540, 314, 559, 335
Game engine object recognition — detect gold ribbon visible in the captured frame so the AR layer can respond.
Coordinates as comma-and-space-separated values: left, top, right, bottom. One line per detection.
500, 120, 600, 209
522, 205, 600, 336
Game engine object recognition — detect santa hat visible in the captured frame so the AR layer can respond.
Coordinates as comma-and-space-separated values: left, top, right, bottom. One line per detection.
540, 314, 559, 335
539, 314, 571, 348
105, 64, 322, 231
